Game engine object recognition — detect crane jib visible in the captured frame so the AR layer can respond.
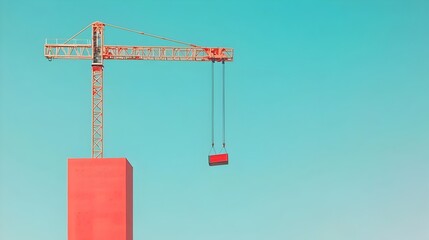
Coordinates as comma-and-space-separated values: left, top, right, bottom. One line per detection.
44, 45, 233, 62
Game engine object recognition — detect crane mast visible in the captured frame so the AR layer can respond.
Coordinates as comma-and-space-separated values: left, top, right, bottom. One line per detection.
91, 22, 104, 158
44, 21, 233, 158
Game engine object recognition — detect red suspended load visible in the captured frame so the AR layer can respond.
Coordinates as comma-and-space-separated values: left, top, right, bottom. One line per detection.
209, 153, 229, 166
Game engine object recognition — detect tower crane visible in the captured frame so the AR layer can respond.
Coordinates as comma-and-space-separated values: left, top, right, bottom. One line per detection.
44, 21, 233, 165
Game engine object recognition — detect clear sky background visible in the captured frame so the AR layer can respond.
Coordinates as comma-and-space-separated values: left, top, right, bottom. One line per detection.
1, 0, 429, 239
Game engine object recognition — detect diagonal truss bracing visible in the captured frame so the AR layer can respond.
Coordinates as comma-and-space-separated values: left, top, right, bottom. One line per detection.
44, 45, 233, 62
91, 65, 104, 158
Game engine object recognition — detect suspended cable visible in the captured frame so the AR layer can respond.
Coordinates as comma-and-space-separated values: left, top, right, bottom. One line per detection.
104, 23, 200, 48
208, 61, 229, 166
211, 61, 215, 149
222, 61, 226, 149
63, 24, 92, 44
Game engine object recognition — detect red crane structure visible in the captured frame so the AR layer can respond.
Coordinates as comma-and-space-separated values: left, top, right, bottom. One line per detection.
44, 21, 234, 161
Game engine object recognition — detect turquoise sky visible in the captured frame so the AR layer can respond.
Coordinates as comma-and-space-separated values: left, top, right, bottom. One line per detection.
1, 0, 429, 239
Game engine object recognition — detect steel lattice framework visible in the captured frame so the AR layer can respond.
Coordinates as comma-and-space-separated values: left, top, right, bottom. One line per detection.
44, 45, 234, 61
44, 21, 234, 158
91, 65, 104, 158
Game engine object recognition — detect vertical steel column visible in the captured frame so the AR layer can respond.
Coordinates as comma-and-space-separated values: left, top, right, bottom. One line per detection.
91, 22, 105, 158
92, 65, 103, 158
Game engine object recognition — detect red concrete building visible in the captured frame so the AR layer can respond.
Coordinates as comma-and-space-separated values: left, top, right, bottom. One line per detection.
68, 158, 133, 240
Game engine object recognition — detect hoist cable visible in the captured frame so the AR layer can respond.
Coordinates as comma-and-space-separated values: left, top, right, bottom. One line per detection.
211, 61, 215, 149
222, 61, 226, 148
